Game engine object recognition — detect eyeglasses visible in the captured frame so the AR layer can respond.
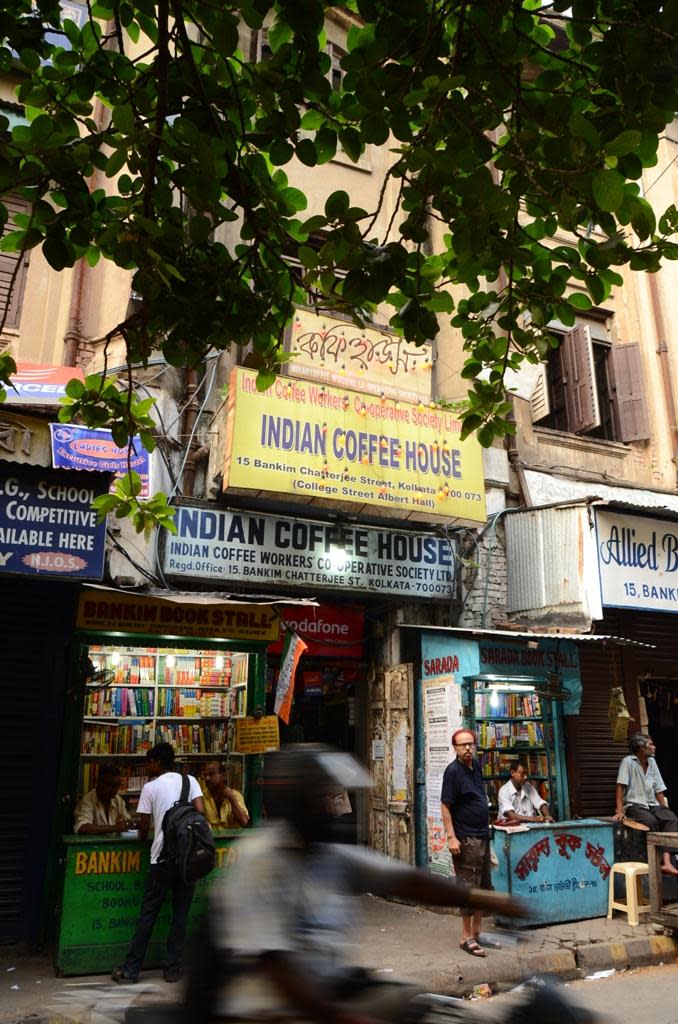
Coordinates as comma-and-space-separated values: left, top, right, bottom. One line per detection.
453, 741, 475, 749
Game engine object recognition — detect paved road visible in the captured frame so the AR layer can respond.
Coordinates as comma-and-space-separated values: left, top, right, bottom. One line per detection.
470, 965, 678, 1024
4, 963, 678, 1024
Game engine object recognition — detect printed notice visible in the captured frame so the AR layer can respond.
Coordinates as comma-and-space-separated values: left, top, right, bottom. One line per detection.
423, 675, 463, 876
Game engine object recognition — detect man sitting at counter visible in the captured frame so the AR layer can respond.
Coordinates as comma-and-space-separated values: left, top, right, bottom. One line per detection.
497, 761, 554, 824
615, 732, 678, 876
74, 762, 130, 835
202, 761, 250, 830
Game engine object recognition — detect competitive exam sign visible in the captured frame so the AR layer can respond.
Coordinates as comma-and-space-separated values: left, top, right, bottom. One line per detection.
0, 464, 108, 578
222, 368, 486, 524
161, 505, 456, 598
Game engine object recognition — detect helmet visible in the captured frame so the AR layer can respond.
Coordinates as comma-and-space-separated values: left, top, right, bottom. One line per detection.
262, 744, 372, 837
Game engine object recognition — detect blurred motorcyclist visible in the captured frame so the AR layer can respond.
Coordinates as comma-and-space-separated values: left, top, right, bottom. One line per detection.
188, 744, 523, 1024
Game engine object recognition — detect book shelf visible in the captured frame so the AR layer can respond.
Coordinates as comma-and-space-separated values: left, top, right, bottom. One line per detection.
469, 685, 555, 813
79, 643, 249, 803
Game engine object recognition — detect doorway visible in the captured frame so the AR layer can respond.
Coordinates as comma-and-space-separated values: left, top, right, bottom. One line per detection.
641, 679, 678, 803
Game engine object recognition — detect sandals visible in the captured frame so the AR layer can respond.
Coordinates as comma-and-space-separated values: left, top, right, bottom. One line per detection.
459, 938, 486, 957
111, 966, 138, 984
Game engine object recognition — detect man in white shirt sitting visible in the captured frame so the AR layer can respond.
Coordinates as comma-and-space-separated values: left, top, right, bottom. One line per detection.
73, 762, 130, 835
112, 742, 204, 984
497, 761, 554, 824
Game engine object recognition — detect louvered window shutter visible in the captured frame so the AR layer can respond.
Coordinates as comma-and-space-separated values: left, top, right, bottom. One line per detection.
562, 325, 600, 434
0, 196, 31, 330
610, 343, 650, 442
530, 363, 551, 422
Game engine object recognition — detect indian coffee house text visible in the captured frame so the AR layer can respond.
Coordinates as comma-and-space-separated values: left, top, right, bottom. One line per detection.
162, 507, 456, 598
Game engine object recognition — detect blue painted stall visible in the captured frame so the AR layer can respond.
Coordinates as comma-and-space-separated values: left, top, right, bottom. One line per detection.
492, 819, 614, 925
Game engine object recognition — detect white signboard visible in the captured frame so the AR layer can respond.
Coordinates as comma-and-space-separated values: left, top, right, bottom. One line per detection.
595, 509, 678, 613
161, 505, 455, 598
422, 675, 464, 876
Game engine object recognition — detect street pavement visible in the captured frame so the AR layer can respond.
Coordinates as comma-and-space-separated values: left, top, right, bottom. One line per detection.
2, 896, 678, 1024
470, 964, 678, 1024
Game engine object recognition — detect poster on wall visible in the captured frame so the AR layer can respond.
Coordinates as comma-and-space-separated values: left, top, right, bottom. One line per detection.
422, 674, 464, 877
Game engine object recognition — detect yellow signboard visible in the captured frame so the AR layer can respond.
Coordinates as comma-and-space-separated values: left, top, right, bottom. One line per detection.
76, 592, 279, 642
232, 715, 280, 754
286, 308, 433, 405
223, 368, 486, 523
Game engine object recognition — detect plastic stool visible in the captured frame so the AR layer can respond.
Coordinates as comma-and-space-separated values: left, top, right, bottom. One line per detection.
607, 861, 650, 926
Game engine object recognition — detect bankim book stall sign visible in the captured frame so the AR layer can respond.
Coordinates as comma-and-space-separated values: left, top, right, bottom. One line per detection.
0, 464, 108, 578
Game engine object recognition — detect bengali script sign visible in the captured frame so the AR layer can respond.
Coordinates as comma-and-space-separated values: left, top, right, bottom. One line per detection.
223, 369, 486, 523
286, 308, 433, 404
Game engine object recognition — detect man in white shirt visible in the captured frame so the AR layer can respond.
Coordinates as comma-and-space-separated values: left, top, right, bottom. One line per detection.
112, 742, 203, 984
73, 762, 130, 835
497, 761, 554, 824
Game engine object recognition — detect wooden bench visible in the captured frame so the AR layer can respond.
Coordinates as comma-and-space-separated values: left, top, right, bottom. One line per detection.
646, 831, 678, 928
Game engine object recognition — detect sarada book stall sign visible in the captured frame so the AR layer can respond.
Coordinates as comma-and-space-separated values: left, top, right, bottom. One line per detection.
76, 591, 279, 642
285, 307, 433, 405
222, 369, 486, 525
161, 504, 456, 599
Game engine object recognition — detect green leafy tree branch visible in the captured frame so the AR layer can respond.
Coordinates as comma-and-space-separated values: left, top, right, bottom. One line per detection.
0, 0, 676, 526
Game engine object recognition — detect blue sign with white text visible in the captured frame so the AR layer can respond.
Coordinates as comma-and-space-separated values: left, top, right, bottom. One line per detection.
50, 424, 150, 498
0, 465, 108, 579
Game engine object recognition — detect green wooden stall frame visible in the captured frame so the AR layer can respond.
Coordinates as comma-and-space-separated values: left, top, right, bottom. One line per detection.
49, 627, 268, 974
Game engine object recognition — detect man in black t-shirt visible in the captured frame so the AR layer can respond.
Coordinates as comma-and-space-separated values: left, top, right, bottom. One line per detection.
440, 728, 493, 958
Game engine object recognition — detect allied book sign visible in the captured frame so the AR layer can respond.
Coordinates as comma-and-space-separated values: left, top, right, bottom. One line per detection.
595, 509, 678, 613
285, 307, 433, 405
160, 504, 456, 598
0, 464, 108, 578
50, 424, 151, 498
222, 368, 486, 524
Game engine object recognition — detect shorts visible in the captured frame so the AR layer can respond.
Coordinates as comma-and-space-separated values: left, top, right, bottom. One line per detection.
452, 836, 492, 890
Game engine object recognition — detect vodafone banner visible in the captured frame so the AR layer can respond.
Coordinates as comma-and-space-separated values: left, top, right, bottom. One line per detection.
270, 604, 365, 659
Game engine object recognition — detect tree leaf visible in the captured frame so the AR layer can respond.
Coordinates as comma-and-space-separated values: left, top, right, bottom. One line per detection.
592, 170, 625, 213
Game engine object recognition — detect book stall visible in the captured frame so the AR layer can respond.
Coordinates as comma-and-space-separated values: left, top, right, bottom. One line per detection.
56, 591, 279, 975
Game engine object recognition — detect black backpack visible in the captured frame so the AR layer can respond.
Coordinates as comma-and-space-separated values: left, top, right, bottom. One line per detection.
159, 773, 216, 885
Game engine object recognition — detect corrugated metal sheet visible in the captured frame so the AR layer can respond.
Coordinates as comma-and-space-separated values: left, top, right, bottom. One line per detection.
524, 469, 678, 516
401, 623, 654, 648
505, 506, 586, 617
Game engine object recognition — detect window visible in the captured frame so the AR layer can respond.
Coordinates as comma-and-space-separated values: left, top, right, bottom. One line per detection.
0, 195, 32, 331
252, 30, 344, 89
327, 42, 345, 91
530, 320, 650, 443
